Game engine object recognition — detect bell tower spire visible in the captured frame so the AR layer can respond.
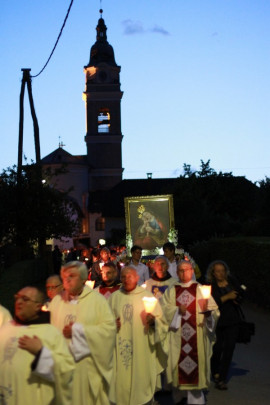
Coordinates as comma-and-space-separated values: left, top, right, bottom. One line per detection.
83, 10, 123, 191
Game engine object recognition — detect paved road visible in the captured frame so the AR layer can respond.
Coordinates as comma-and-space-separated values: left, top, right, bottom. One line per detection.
155, 302, 270, 405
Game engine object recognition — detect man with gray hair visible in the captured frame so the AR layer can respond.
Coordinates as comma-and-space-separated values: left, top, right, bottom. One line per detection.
50, 261, 116, 405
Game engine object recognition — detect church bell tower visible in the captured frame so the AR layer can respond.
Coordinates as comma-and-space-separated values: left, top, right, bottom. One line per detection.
83, 10, 123, 191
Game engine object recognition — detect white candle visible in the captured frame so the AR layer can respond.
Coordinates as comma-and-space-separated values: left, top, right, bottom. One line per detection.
199, 285, 212, 299
142, 296, 157, 313
85, 280, 95, 289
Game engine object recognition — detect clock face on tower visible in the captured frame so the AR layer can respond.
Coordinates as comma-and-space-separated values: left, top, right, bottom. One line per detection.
98, 70, 107, 82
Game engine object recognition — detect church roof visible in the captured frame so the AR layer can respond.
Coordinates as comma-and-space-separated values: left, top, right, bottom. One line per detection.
41, 147, 87, 165
85, 10, 118, 67
88, 175, 257, 218
89, 178, 181, 216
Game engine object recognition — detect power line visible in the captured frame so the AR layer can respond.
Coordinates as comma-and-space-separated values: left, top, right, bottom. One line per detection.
31, 0, 74, 78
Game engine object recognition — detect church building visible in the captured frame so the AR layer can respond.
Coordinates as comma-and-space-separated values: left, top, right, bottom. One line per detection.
42, 10, 180, 248
42, 10, 124, 247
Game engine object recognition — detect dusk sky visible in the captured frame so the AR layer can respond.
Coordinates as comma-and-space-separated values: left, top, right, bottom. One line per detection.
1, 0, 269, 183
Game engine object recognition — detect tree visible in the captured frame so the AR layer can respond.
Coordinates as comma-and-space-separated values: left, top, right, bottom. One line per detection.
0, 164, 81, 258
197, 159, 216, 177
174, 165, 260, 246
181, 159, 232, 179
182, 163, 196, 178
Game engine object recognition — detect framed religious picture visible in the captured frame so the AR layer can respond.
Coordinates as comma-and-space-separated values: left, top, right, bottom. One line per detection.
124, 195, 175, 252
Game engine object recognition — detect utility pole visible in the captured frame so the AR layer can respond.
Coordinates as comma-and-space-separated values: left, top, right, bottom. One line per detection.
18, 68, 41, 183
17, 68, 44, 257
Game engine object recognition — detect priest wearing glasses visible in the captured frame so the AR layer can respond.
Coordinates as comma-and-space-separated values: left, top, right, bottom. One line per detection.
161, 260, 219, 405
0, 286, 74, 405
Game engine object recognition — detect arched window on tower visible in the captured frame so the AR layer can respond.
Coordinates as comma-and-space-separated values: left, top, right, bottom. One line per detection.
95, 216, 105, 231
98, 109, 110, 133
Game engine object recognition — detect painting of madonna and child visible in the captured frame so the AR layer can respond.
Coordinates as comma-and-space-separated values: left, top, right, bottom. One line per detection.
124, 195, 175, 253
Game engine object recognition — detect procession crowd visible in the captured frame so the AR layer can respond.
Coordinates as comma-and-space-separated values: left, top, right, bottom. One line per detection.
0, 242, 245, 405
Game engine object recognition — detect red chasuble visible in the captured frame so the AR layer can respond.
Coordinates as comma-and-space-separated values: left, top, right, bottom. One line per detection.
175, 284, 198, 385
99, 284, 120, 299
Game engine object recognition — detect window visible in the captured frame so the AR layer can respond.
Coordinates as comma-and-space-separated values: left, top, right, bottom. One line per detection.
96, 217, 105, 231
98, 109, 110, 133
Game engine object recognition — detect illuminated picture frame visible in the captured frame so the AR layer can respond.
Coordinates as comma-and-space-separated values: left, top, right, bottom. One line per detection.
124, 195, 175, 253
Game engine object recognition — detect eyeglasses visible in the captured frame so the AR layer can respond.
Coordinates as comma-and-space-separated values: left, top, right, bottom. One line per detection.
14, 294, 40, 303
46, 284, 62, 290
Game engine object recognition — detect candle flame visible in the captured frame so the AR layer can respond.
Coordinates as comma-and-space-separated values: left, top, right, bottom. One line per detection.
142, 296, 157, 313
85, 280, 95, 289
199, 285, 211, 299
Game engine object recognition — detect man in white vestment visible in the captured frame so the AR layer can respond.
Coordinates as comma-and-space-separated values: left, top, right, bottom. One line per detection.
0, 304, 12, 326
50, 261, 116, 405
0, 286, 74, 405
108, 266, 168, 405
161, 260, 219, 405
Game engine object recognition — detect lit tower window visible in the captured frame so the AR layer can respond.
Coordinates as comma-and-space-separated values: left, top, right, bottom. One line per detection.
98, 109, 110, 133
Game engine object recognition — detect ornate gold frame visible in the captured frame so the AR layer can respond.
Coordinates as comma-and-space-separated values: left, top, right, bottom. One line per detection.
124, 194, 175, 252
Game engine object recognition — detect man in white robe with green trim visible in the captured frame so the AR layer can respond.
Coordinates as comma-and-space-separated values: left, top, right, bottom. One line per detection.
108, 266, 168, 405
0, 286, 74, 405
161, 260, 219, 405
50, 261, 116, 405
0, 304, 12, 327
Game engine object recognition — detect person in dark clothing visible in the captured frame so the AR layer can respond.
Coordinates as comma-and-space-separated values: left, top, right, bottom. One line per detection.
206, 260, 242, 390
52, 245, 62, 274
90, 247, 111, 287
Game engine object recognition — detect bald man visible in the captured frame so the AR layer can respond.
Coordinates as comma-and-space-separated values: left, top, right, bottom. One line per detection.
161, 260, 219, 405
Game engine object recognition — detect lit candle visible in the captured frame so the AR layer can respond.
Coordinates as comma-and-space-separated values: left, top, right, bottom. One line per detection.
199, 285, 212, 299
142, 296, 157, 313
41, 304, 49, 312
85, 280, 95, 289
